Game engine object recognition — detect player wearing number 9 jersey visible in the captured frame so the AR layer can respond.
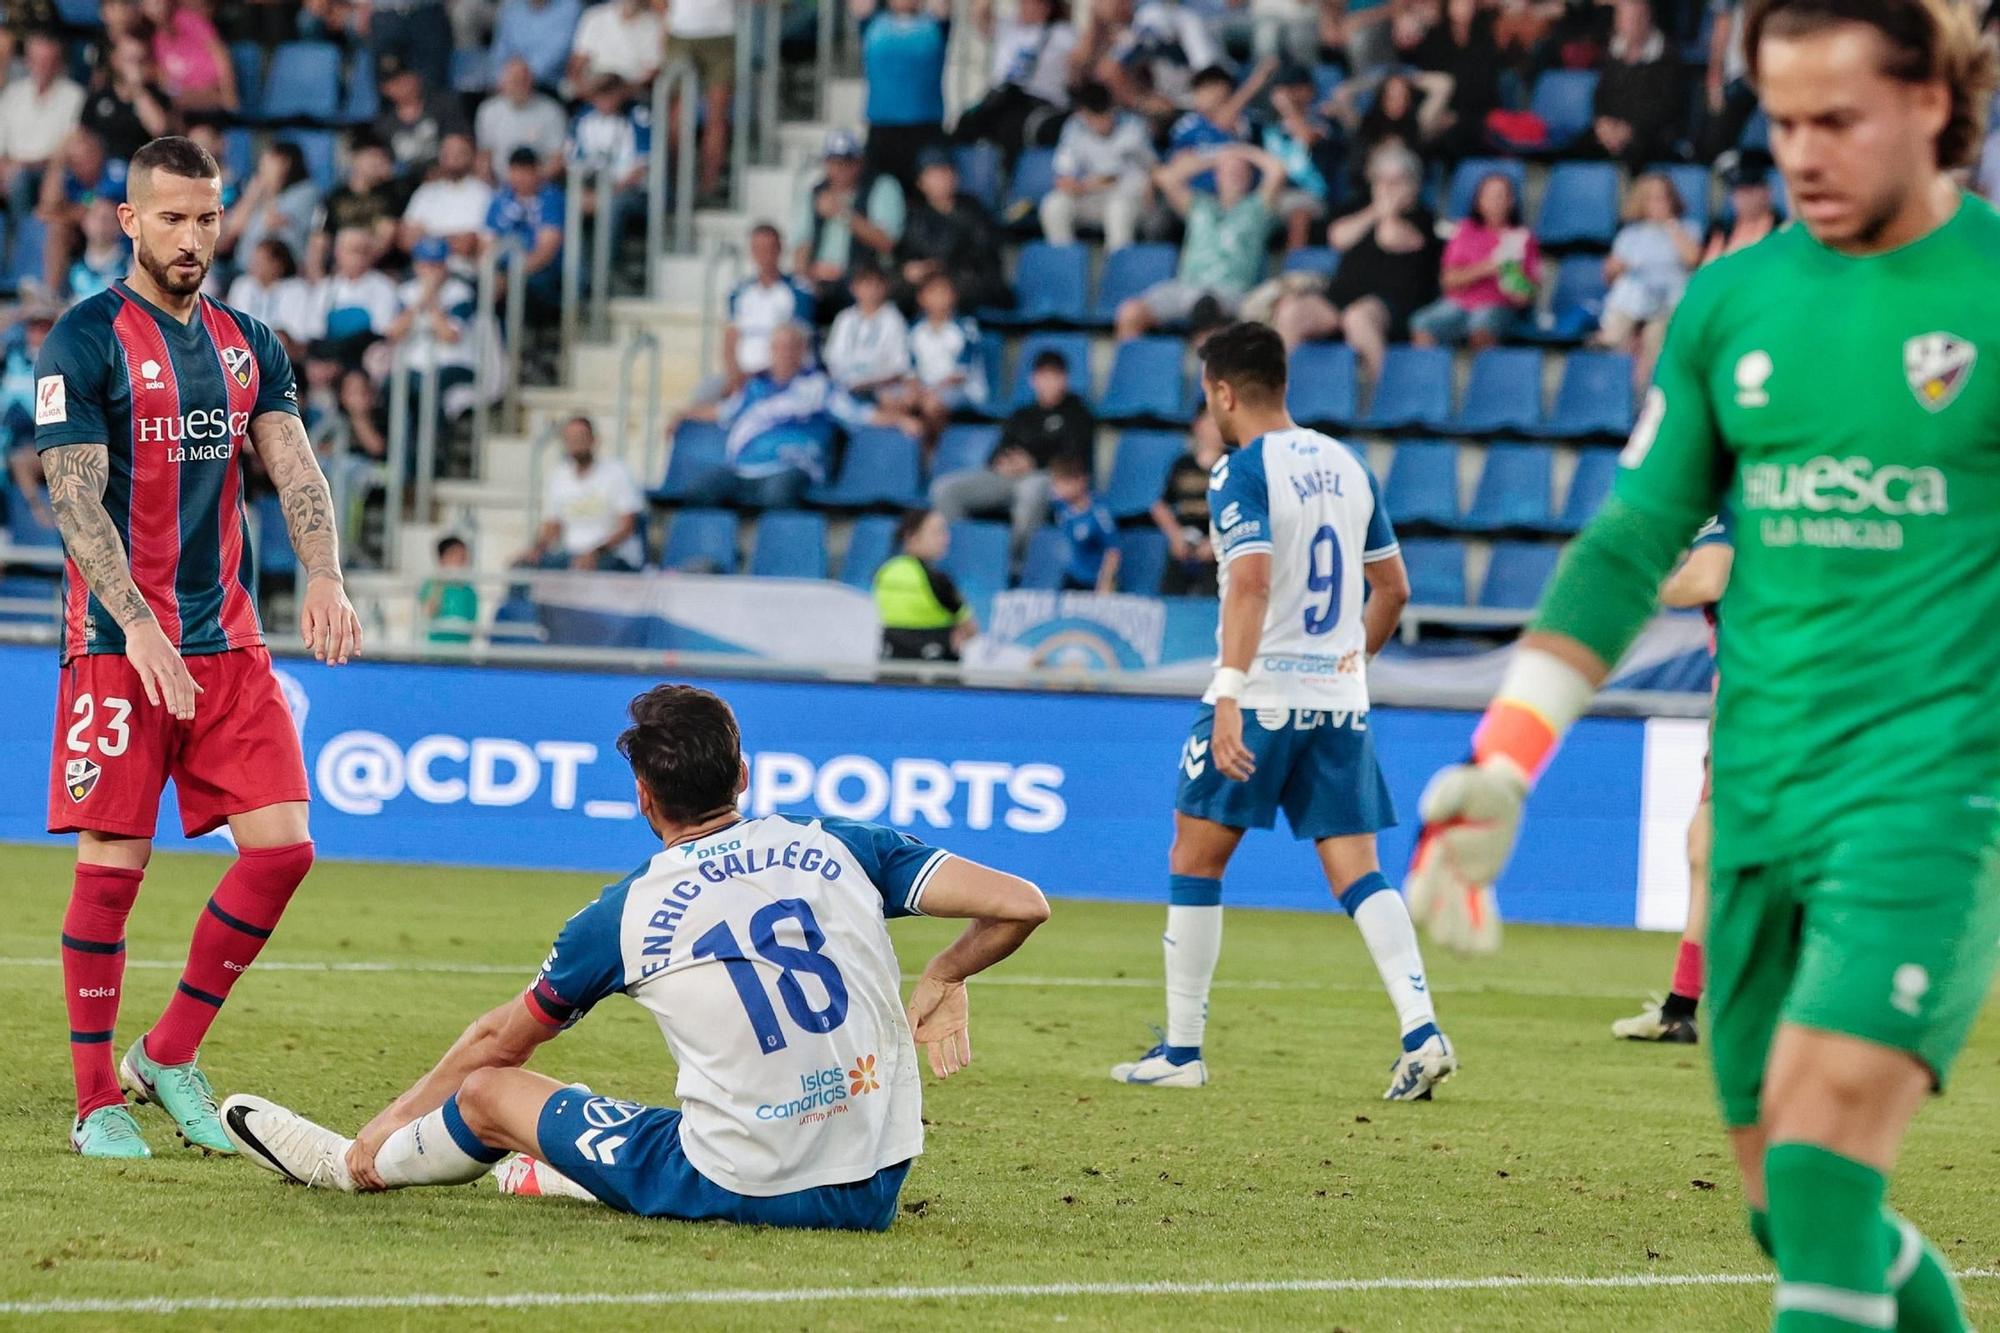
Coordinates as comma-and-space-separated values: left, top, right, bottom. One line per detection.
220, 684, 1049, 1231
1110, 322, 1455, 1100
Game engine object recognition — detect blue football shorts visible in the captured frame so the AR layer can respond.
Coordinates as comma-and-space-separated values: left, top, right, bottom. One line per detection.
1174, 704, 1395, 841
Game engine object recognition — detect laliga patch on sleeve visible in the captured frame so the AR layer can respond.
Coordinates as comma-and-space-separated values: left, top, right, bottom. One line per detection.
35, 375, 66, 426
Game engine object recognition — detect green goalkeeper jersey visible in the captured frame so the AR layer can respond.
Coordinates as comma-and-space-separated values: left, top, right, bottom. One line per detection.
1546, 195, 2000, 868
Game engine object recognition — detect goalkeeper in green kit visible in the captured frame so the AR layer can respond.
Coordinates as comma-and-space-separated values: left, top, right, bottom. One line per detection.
1406, 1, 2000, 1329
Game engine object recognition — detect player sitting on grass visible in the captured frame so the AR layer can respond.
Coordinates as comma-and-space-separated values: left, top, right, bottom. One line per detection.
1410, 1, 1996, 1326
220, 684, 1049, 1231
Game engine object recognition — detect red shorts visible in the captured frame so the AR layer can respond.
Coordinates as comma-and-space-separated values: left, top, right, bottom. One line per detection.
48, 646, 311, 839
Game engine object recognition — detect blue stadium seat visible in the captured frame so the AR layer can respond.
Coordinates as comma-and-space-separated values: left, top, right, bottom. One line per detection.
279, 131, 340, 193
1534, 254, 1608, 343
221, 128, 257, 184
943, 520, 1010, 594
0, 572, 58, 624
1656, 162, 1711, 234
1099, 337, 1186, 422
1018, 525, 1069, 590
1536, 162, 1620, 247
1401, 538, 1468, 606
451, 47, 491, 94
6, 214, 45, 289
1528, 70, 1599, 148
1006, 147, 1057, 215
1282, 246, 1341, 278
1461, 444, 1554, 532
8, 497, 64, 548
840, 514, 900, 587
1286, 341, 1358, 427
255, 494, 297, 577
1549, 449, 1618, 533
1091, 244, 1178, 325
931, 424, 998, 481
1381, 441, 1461, 532
750, 511, 830, 579
1116, 528, 1168, 595
55, 0, 101, 22
1357, 345, 1451, 431
342, 48, 380, 126
809, 428, 924, 508
651, 421, 727, 501
489, 591, 545, 644
1446, 157, 1528, 220
953, 142, 1003, 209
662, 508, 740, 574
230, 42, 266, 122
1444, 347, 1544, 434
1312, 64, 1343, 106
1480, 541, 1563, 609
261, 42, 343, 123
1008, 332, 1092, 410
1740, 107, 1770, 152
971, 333, 1007, 417
1537, 350, 1634, 438
997, 241, 1088, 326
1102, 430, 1183, 519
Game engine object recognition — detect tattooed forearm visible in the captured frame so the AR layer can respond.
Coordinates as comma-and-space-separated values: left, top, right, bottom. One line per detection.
40, 442, 156, 630
250, 411, 343, 583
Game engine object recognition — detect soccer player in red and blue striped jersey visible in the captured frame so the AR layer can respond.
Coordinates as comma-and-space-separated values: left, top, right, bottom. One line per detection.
34, 136, 362, 1160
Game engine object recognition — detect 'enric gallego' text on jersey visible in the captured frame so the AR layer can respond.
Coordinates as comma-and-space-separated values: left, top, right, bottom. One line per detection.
527, 814, 949, 1196
1205, 427, 1399, 710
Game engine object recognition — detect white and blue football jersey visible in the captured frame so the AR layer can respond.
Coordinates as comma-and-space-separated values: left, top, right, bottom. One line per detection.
527, 815, 946, 1196
1206, 428, 1399, 710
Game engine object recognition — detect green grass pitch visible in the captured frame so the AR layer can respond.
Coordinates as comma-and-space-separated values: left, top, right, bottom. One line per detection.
1, 844, 1996, 1331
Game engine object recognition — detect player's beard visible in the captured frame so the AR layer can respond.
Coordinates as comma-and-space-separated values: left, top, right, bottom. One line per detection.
137, 236, 211, 299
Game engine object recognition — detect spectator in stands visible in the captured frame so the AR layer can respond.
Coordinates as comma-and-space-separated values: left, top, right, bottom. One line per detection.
3, 304, 56, 524
1048, 454, 1120, 593
37, 130, 127, 299
855, 0, 952, 191
1151, 410, 1223, 596
1414, 0, 1504, 161
309, 137, 401, 278
327, 366, 390, 538
1327, 0, 1404, 75
400, 132, 495, 264
1330, 70, 1452, 197
492, 0, 584, 92
184, 120, 240, 208
569, 0, 664, 89
65, 199, 127, 304
374, 56, 472, 183
82, 33, 175, 163
1114, 144, 1284, 341
1093, 0, 1223, 127
1040, 81, 1156, 251
308, 227, 403, 366
355, 0, 455, 96
144, 0, 238, 115
955, 0, 1077, 165
1590, 0, 1683, 168
676, 322, 878, 509
477, 56, 570, 182
795, 132, 906, 319
386, 236, 479, 449
422, 535, 480, 644
565, 75, 650, 247
1408, 170, 1541, 349
930, 347, 1091, 549
1696, 0, 1756, 162
227, 239, 318, 349
896, 149, 1009, 313
890, 270, 987, 446
1259, 62, 1342, 252
1702, 153, 1778, 262
517, 415, 646, 571
1167, 61, 1274, 174
1269, 143, 1440, 379
664, 0, 737, 202
484, 147, 565, 309
875, 508, 978, 662
223, 141, 322, 269
824, 262, 914, 401
724, 223, 815, 395
1598, 171, 1698, 389
0, 32, 86, 227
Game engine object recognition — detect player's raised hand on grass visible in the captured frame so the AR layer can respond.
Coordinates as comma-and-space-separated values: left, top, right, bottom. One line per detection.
125, 618, 201, 720
906, 972, 973, 1078
300, 575, 362, 666
1211, 698, 1256, 782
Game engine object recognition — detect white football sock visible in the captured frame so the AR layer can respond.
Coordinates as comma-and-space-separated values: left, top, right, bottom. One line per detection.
1346, 877, 1438, 1037
1164, 903, 1223, 1050
373, 1098, 503, 1189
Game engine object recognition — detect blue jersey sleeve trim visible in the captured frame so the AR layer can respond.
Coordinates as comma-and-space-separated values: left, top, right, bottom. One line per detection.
528, 862, 642, 1027
1362, 461, 1398, 558
1211, 441, 1271, 560
903, 849, 951, 916
814, 815, 940, 919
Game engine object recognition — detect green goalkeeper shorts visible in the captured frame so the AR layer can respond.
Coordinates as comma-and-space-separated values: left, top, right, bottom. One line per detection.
1707, 803, 2000, 1129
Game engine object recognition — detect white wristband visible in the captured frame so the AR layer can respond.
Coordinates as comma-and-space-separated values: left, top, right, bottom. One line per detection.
1210, 667, 1248, 700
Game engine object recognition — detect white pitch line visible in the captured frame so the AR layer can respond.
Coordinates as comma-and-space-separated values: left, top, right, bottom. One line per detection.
5, 1270, 1997, 1318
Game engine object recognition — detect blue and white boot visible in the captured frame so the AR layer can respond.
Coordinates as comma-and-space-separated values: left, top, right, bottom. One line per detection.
1110, 1032, 1208, 1087
1384, 1024, 1458, 1101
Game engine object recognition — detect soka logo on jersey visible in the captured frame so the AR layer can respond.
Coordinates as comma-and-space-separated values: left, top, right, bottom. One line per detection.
1904, 333, 1975, 412
1740, 455, 1948, 551
138, 359, 165, 390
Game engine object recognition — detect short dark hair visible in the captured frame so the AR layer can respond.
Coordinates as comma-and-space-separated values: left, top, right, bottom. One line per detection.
1192, 64, 1235, 92
1073, 81, 1113, 115
1030, 349, 1069, 376
256, 237, 299, 279
1200, 321, 1288, 403
435, 534, 468, 559
618, 685, 744, 825
1048, 454, 1092, 481
507, 145, 541, 170
750, 221, 782, 244
894, 507, 935, 547
129, 135, 221, 195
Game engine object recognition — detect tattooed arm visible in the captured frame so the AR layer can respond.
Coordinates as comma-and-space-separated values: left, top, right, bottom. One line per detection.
41, 442, 200, 717
250, 410, 362, 664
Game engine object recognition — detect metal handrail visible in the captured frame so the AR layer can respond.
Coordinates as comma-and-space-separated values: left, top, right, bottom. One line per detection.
412, 340, 442, 517
731, 7, 754, 207
613, 328, 663, 471
524, 416, 566, 532
590, 160, 616, 341
757, 0, 781, 165
647, 58, 701, 264
383, 330, 441, 567
816, 0, 837, 119
698, 238, 745, 381
560, 163, 591, 354
471, 238, 507, 451
502, 244, 527, 428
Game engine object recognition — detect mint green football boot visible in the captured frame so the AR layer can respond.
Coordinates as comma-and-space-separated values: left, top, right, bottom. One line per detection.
70, 1104, 152, 1159
120, 1039, 234, 1154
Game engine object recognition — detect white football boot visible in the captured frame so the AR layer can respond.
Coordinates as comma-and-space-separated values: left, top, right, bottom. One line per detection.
1384, 1029, 1459, 1101
1109, 1040, 1208, 1088
220, 1094, 356, 1190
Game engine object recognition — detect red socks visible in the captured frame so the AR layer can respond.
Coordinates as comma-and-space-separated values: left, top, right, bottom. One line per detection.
145, 842, 313, 1067
63, 864, 144, 1118
1670, 938, 1704, 1002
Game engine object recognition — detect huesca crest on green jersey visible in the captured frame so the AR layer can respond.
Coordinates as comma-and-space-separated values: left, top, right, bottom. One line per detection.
1903, 332, 1976, 413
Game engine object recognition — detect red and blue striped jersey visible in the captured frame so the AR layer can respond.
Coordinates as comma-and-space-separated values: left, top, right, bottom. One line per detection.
34, 280, 300, 663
